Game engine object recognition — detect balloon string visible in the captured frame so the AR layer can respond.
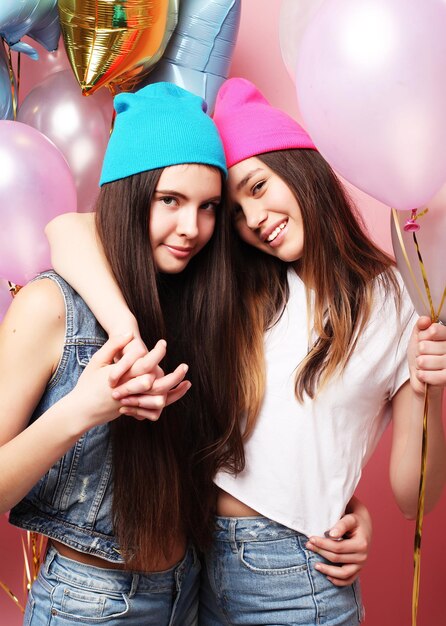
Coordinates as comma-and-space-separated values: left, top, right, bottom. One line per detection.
5, 44, 17, 120
437, 287, 446, 321
412, 386, 429, 626
7, 282, 22, 297
412, 231, 436, 320
0, 580, 24, 613
391, 209, 429, 312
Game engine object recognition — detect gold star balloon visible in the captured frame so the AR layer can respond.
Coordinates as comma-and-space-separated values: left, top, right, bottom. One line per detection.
58, 0, 178, 95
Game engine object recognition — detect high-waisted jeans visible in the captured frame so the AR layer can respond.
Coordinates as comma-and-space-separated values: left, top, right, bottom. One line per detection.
24, 544, 200, 626
200, 516, 364, 625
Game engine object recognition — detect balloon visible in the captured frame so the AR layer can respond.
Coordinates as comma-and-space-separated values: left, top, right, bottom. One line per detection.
296, 0, 446, 210
139, 0, 241, 114
114, 0, 180, 92
19, 37, 71, 103
279, 0, 325, 80
391, 206, 446, 323
0, 280, 12, 323
0, 0, 59, 60
18, 70, 113, 212
0, 121, 77, 284
58, 0, 175, 95
0, 41, 15, 120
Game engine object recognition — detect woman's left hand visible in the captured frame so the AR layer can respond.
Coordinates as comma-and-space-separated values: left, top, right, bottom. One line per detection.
408, 316, 446, 395
305, 496, 372, 586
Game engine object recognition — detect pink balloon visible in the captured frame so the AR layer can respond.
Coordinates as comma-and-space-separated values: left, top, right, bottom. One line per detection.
0, 120, 77, 285
391, 206, 446, 323
296, 0, 446, 210
18, 70, 113, 212
18, 37, 71, 103
0, 280, 12, 323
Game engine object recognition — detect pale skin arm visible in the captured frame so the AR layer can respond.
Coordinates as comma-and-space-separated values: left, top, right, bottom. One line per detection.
0, 280, 186, 513
46, 212, 191, 408
390, 316, 446, 518
306, 495, 372, 586
46, 213, 139, 336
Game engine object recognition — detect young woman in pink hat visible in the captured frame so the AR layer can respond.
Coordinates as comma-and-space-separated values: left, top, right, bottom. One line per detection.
47, 79, 446, 625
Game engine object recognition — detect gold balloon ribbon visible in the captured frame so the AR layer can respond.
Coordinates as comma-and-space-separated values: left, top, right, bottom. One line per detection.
3, 42, 17, 120
7, 282, 22, 297
391, 209, 443, 626
412, 386, 428, 626
391, 209, 429, 313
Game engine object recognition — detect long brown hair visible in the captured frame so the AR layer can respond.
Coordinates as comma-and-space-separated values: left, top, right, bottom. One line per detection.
233, 149, 399, 425
95, 167, 245, 568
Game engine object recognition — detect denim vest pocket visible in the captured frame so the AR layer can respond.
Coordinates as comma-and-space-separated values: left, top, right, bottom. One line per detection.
39, 435, 86, 510
76, 343, 102, 368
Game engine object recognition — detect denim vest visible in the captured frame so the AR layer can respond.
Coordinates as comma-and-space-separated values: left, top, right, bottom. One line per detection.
9, 271, 124, 563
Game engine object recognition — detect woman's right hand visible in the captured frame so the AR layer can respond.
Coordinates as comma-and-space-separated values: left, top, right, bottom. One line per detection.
108, 337, 191, 421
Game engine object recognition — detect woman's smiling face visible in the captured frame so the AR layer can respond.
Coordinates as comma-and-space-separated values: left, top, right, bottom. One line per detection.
228, 156, 304, 262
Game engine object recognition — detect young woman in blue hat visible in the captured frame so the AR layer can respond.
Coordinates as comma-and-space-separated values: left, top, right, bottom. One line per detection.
0, 82, 247, 625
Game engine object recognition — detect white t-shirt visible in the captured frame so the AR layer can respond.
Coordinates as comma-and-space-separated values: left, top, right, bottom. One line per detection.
215, 269, 415, 537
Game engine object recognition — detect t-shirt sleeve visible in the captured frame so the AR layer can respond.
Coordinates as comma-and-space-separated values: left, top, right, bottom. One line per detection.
387, 278, 417, 399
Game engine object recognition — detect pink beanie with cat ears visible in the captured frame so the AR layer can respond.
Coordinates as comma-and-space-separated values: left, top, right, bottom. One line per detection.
213, 77, 317, 168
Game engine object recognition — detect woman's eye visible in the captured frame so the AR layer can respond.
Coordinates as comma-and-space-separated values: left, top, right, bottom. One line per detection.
200, 202, 218, 212
160, 196, 177, 206
251, 180, 266, 195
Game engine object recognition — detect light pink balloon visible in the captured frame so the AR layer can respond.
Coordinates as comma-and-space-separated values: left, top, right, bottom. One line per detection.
0, 280, 12, 323
296, 0, 446, 210
18, 70, 113, 212
391, 206, 446, 323
0, 120, 77, 285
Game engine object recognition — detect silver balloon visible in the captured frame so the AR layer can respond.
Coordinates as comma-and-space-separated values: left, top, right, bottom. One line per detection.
139, 0, 242, 113
18, 70, 113, 212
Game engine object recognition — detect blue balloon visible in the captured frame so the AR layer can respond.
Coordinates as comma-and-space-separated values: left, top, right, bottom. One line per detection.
0, 43, 15, 120
0, 0, 60, 60
138, 0, 241, 113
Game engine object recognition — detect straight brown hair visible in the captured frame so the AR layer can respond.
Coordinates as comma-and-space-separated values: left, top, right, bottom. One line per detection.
232, 149, 399, 427
95, 166, 245, 568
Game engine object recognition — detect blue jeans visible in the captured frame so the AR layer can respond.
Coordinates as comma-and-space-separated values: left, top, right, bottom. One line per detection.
199, 516, 364, 625
23, 545, 200, 626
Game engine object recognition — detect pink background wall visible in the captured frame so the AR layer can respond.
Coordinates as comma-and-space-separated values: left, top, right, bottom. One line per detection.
1, 1, 445, 625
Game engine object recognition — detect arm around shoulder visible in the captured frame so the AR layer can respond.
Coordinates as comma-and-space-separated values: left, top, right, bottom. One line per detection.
46, 212, 139, 336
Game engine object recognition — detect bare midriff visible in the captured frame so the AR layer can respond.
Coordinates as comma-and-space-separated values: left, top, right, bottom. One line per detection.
50, 536, 187, 572
216, 488, 261, 517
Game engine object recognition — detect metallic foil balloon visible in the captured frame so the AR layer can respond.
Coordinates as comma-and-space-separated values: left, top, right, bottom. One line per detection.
0, 42, 15, 120
139, 0, 241, 113
391, 206, 446, 324
0, 121, 77, 285
18, 70, 113, 212
113, 0, 180, 91
0, 0, 59, 60
58, 0, 175, 94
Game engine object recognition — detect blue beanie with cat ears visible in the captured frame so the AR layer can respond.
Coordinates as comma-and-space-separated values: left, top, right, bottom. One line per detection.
100, 82, 227, 185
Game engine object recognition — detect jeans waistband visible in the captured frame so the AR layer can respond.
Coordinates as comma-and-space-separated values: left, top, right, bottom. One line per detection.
213, 516, 308, 542
44, 544, 196, 594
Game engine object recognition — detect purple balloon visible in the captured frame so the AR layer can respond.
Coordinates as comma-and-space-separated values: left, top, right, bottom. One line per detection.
0, 120, 77, 285
296, 0, 446, 210
18, 70, 113, 213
